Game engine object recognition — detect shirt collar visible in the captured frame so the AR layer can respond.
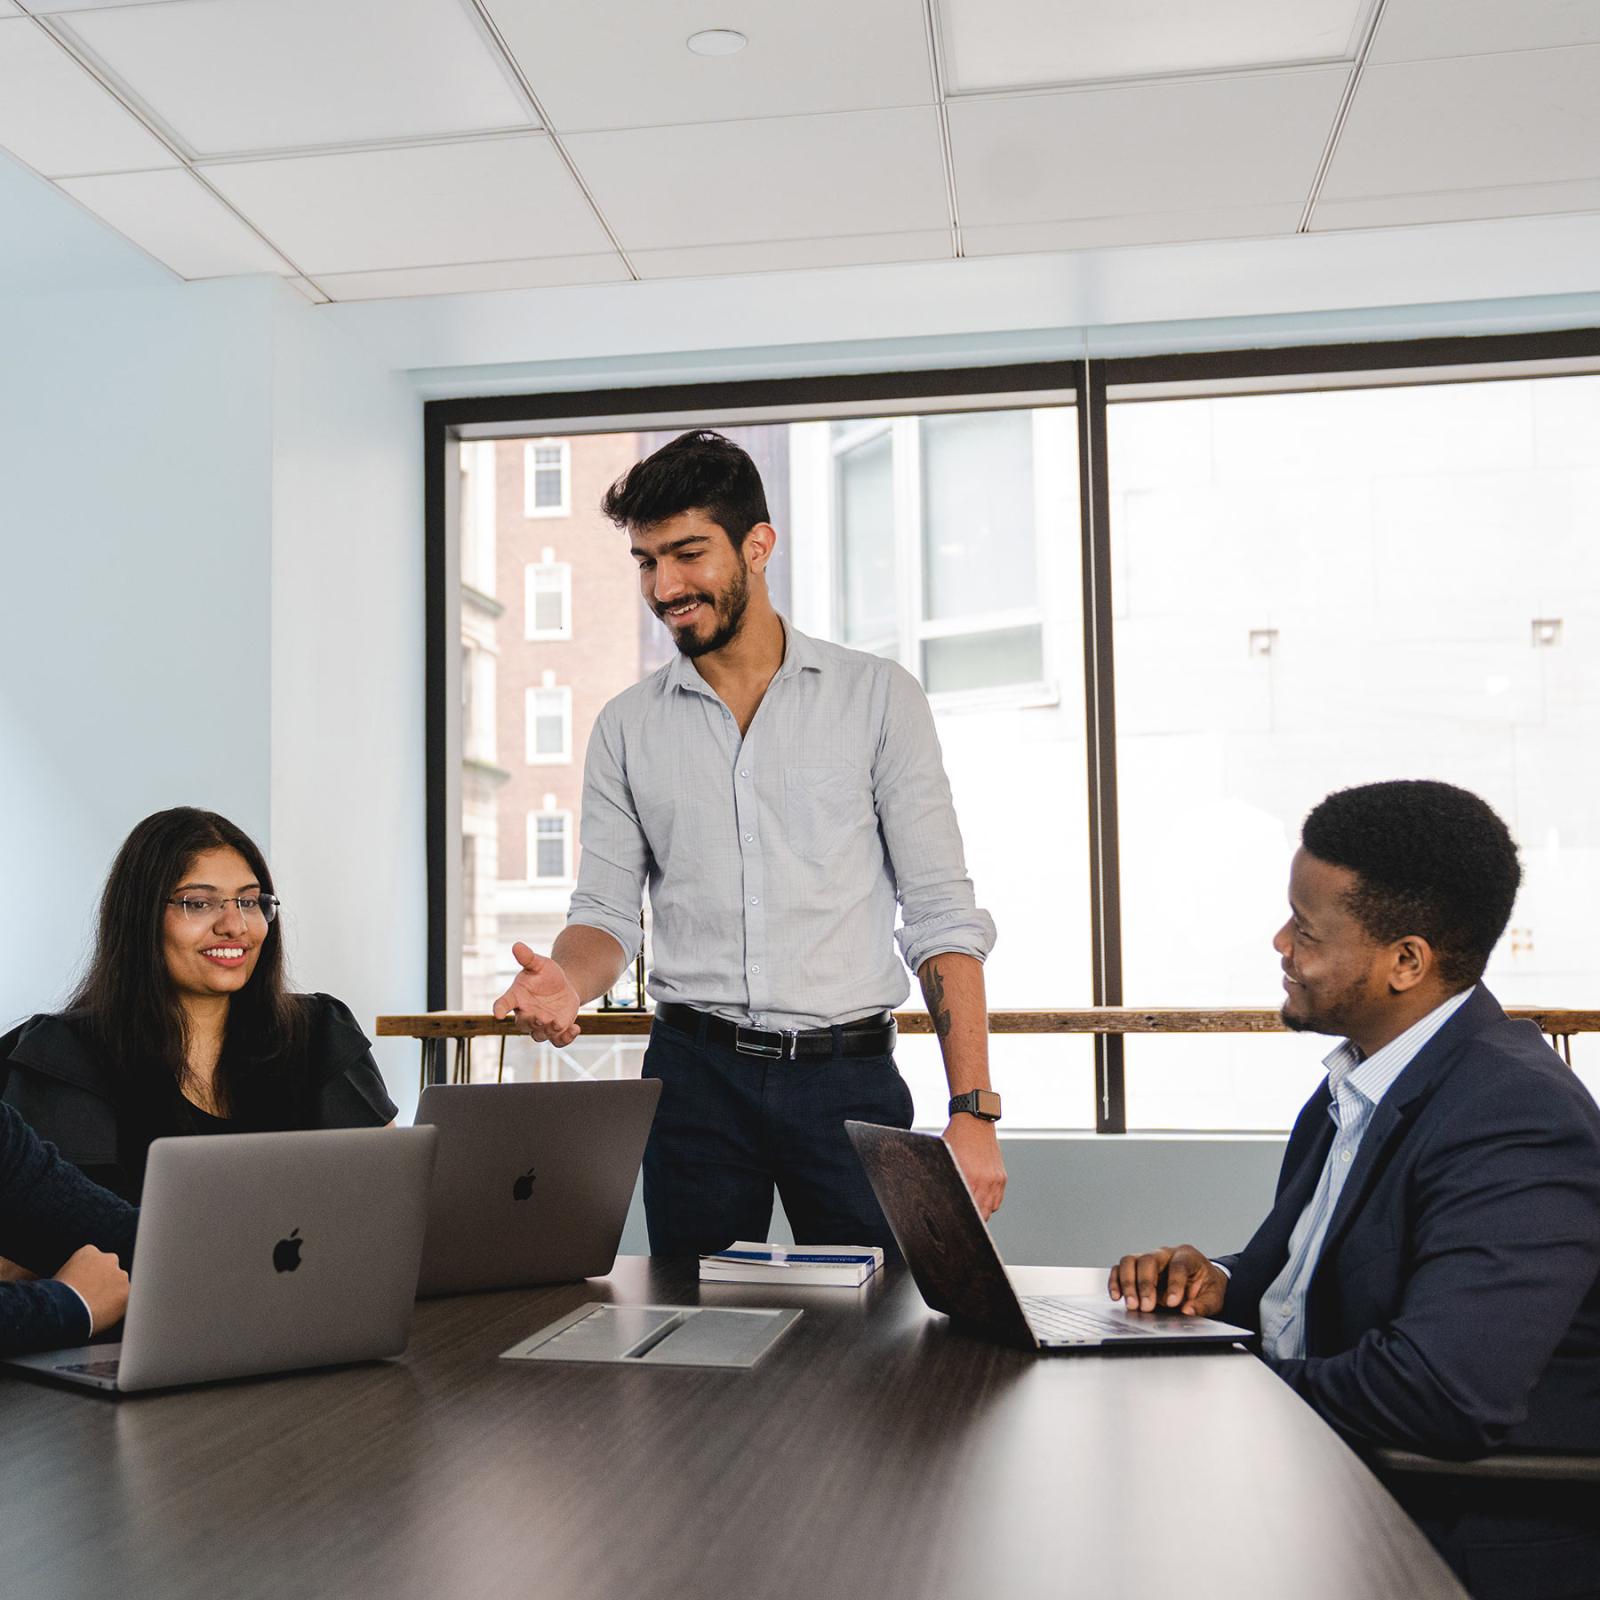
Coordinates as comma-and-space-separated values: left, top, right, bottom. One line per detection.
666, 614, 821, 696
1323, 985, 1477, 1109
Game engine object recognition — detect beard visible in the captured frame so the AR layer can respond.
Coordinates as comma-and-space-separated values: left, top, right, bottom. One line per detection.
1280, 970, 1369, 1037
660, 557, 751, 659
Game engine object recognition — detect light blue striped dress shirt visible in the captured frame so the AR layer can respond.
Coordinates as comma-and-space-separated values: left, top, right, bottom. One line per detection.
567, 620, 996, 1031
1257, 986, 1475, 1363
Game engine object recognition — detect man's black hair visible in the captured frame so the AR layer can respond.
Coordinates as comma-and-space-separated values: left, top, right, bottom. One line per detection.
600, 430, 769, 548
1301, 779, 1521, 988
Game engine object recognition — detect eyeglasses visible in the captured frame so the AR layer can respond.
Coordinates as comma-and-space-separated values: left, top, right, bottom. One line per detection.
166, 895, 280, 924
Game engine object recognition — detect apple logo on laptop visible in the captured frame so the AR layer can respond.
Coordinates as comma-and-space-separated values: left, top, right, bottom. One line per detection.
273, 1229, 303, 1273
512, 1168, 537, 1202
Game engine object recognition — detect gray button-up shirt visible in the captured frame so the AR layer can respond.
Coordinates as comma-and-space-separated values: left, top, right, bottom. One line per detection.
566, 620, 996, 1030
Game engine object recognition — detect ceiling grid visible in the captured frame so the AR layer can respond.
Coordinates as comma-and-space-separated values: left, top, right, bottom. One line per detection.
0, 0, 1593, 302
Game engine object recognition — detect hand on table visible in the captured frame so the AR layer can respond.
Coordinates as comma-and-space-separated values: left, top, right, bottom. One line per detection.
55, 1244, 130, 1335
493, 942, 582, 1047
1108, 1244, 1226, 1317
944, 1116, 1006, 1220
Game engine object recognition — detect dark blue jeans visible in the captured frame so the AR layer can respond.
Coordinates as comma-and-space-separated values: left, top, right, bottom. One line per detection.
640, 1012, 914, 1257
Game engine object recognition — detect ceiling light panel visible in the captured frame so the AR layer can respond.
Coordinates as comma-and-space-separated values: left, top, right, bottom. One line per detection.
949, 69, 1349, 228
57, 0, 532, 158
0, 18, 177, 176
1322, 48, 1600, 204
314, 253, 629, 301
941, 0, 1368, 93
1372, 0, 1600, 64
199, 135, 612, 275
563, 108, 949, 250
484, 0, 932, 131
57, 168, 292, 277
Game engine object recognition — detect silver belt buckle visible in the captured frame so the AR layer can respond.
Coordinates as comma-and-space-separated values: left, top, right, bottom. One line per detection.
734, 1026, 783, 1059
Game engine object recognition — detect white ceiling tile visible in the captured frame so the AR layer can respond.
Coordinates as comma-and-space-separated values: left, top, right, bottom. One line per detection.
28, 1, 210, 10
0, 3, 22, 15
200, 136, 611, 275
631, 231, 952, 280
57, 168, 291, 277
1313, 178, 1600, 231
59, 0, 531, 157
487, 0, 931, 132
963, 205, 1302, 256
1372, 0, 1600, 64
316, 253, 629, 300
565, 108, 949, 250
949, 70, 1348, 227
0, 17, 177, 176
1323, 48, 1600, 200
942, 0, 1367, 92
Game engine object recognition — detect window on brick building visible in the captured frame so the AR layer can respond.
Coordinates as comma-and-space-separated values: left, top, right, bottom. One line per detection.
528, 811, 572, 881
525, 558, 572, 640
525, 684, 571, 764
524, 440, 570, 518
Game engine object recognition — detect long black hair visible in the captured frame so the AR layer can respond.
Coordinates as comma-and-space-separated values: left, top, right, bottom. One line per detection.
67, 808, 309, 1124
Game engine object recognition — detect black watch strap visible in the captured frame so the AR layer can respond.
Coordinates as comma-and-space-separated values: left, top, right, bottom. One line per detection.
949, 1089, 1002, 1123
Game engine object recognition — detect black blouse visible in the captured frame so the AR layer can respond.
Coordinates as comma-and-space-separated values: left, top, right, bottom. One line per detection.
0, 993, 397, 1204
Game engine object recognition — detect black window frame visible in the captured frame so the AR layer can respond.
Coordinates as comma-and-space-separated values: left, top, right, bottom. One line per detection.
424, 327, 1600, 1131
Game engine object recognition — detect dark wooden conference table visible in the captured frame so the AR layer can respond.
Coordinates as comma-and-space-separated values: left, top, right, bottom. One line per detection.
1, 1260, 1466, 1600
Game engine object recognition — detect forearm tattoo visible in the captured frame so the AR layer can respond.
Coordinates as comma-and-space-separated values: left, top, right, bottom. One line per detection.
921, 962, 953, 1040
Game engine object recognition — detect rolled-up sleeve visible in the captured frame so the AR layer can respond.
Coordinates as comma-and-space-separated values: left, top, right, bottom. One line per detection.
566, 707, 650, 964
874, 664, 997, 974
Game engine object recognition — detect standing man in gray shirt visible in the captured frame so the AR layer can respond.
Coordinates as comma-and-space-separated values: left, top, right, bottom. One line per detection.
494, 430, 1004, 1254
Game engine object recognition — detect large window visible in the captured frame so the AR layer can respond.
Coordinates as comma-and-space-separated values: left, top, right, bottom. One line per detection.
1108, 373, 1600, 1128
431, 338, 1600, 1124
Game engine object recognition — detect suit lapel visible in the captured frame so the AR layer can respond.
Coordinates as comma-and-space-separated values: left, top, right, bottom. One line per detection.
1315, 986, 1504, 1264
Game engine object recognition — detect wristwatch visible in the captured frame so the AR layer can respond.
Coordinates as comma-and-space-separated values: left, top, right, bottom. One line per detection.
948, 1089, 1002, 1123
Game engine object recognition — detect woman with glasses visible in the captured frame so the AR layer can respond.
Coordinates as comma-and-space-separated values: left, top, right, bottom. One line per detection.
0, 808, 396, 1202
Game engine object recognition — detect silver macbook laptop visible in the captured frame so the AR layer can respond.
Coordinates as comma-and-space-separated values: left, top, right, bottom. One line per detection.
4, 1126, 438, 1393
413, 1078, 661, 1295
846, 1121, 1254, 1353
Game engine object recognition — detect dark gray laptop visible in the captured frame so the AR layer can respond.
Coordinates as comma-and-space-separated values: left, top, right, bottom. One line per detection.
413, 1079, 661, 1295
846, 1121, 1253, 1353
5, 1126, 439, 1393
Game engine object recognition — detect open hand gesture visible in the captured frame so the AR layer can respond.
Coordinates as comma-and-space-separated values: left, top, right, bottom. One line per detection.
492, 942, 582, 1047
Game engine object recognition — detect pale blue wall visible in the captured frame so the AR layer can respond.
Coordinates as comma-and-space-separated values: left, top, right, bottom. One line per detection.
268, 286, 426, 1114
0, 272, 277, 1024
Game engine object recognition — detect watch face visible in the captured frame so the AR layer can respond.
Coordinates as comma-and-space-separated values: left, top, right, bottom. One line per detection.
974, 1089, 1002, 1120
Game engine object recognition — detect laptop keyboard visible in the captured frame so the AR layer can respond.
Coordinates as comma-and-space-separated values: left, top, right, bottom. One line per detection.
59, 1359, 122, 1381
1020, 1296, 1152, 1344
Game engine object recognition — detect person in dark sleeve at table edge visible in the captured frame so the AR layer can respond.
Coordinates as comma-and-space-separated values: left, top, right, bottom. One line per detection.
1110, 780, 1600, 1600
1, 1100, 135, 1358
494, 430, 1005, 1254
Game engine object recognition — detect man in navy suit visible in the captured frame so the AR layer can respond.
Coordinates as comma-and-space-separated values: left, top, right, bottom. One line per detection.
1110, 780, 1600, 1600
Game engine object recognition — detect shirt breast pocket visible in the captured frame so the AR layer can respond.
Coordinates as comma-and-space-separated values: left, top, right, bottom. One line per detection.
783, 766, 870, 864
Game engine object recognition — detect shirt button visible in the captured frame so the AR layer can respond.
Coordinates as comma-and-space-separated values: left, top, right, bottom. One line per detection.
744, 833, 754, 842
749, 964, 760, 974
1341, 1150, 1352, 1163
740, 769, 750, 778
749, 897, 760, 905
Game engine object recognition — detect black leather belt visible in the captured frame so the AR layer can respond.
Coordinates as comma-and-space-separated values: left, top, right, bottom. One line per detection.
653, 1003, 897, 1061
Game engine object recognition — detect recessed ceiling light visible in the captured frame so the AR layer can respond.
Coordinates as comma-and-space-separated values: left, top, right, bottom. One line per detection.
687, 28, 748, 56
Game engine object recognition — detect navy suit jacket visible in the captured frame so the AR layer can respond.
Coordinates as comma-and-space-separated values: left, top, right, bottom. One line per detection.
1218, 986, 1600, 1459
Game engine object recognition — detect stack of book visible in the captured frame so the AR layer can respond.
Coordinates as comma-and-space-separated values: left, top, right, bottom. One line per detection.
698, 1242, 884, 1288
